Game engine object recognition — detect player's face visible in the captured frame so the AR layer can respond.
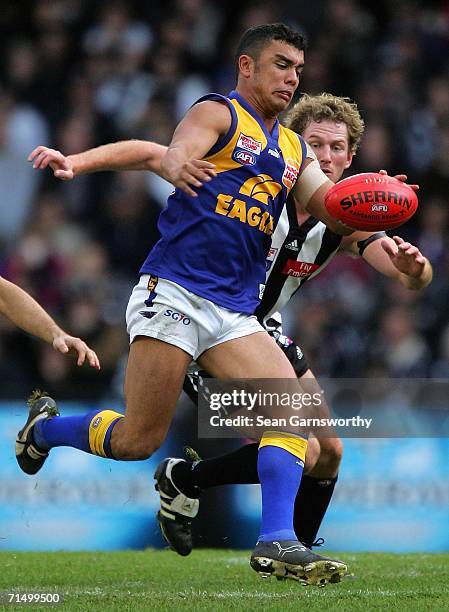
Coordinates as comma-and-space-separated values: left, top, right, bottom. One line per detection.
302, 120, 353, 183
251, 40, 304, 115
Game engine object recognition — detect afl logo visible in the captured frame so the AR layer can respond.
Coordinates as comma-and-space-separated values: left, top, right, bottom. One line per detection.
233, 149, 256, 166
372, 204, 389, 212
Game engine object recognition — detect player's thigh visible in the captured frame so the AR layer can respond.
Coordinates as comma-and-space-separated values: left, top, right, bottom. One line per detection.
123, 336, 191, 440
198, 331, 297, 379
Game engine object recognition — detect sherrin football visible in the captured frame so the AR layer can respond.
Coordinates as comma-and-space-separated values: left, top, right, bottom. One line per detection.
324, 172, 418, 231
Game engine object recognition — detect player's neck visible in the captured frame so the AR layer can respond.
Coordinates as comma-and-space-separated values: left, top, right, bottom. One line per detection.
235, 86, 277, 133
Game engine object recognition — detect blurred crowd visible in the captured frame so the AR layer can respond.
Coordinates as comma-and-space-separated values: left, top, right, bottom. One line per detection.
0, 0, 448, 398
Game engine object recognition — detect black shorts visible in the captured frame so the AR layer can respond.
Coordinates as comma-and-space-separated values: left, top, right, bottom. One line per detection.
183, 336, 310, 406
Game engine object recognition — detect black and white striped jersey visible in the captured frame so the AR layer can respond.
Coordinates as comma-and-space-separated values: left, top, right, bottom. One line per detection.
256, 195, 343, 330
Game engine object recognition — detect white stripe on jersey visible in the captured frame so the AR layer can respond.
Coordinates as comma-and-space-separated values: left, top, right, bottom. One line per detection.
259, 208, 342, 327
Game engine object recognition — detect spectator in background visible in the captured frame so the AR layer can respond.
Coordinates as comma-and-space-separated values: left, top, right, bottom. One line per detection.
374, 306, 431, 378
0, 91, 48, 250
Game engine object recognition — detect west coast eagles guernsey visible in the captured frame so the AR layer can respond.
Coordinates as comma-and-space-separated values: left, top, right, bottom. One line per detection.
140, 90, 307, 314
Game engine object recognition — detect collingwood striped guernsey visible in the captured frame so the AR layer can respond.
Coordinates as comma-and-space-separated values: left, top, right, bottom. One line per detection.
256, 194, 343, 332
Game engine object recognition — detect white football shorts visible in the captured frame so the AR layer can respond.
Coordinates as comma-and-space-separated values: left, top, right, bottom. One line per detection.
126, 275, 265, 359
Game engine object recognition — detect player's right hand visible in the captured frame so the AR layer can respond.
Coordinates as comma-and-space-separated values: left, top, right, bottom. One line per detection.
28, 146, 74, 181
166, 159, 217, 197
378, 169, 419, 192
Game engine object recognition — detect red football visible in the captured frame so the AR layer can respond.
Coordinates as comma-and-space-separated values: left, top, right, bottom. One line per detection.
324, 172, 418, 231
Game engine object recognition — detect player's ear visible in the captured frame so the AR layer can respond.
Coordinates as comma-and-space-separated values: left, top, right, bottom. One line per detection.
345, 151, 354, 169
238, 54, 254, 78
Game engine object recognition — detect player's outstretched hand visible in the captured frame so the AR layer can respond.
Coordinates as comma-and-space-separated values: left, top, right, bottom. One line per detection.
28, 146, 74, 180
378, 169, 419, 192
169, 159, 217, 197
52, 334, 101, 369
381, 236, 426, 278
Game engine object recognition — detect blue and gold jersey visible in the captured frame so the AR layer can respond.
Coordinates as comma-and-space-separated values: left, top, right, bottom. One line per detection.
140, 90, 307, 313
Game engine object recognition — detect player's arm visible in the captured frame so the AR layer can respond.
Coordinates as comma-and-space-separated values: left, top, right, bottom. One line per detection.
291, 153, 353, 236
28, 141, 167, 180
341, 232, 433, 290
0, 277, 100, 368
160, 100, 231, 197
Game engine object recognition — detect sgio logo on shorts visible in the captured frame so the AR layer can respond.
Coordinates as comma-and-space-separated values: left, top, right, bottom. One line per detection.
164, 309, 191, 325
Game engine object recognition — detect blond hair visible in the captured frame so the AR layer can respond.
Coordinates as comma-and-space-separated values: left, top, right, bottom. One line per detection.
284, 93, 365, 153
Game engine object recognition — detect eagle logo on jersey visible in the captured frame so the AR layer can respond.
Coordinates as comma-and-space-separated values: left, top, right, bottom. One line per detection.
239, 175, 282, 205
214, 175, 282, 235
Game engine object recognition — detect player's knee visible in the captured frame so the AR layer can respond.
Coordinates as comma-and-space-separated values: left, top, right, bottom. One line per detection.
319, 437, 344, 470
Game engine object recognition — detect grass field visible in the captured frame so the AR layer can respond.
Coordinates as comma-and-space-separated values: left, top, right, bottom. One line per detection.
1, 549, 449, 611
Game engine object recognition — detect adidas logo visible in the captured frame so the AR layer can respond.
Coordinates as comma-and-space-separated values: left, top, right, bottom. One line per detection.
285, 239, 299, 251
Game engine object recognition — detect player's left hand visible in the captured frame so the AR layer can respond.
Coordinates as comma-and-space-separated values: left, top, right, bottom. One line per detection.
28, 146, 74, 180
381, 236, 426, 278
378, 169, 419, 192
52, 334, 101, 369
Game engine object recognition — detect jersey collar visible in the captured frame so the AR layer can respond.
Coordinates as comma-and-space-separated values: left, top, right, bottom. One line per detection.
229, 90, 280, 141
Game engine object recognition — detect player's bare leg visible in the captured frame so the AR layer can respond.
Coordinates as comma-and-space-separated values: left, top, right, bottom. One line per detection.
16, 337, 191, 473
156, 332, 347, 586
111, 337, 191, 459
307, 437, 343, 479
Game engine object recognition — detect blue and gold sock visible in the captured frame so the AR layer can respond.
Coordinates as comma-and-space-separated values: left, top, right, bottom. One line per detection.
257, 431, 308, 542
33, 410, 123, 459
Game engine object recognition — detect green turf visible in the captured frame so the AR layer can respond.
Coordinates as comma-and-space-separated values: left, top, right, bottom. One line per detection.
1, 550, 449, 611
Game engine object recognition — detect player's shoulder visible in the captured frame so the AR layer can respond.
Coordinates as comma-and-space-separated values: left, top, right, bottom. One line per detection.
193, 93, 233, 113
189, 95, 234, 130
